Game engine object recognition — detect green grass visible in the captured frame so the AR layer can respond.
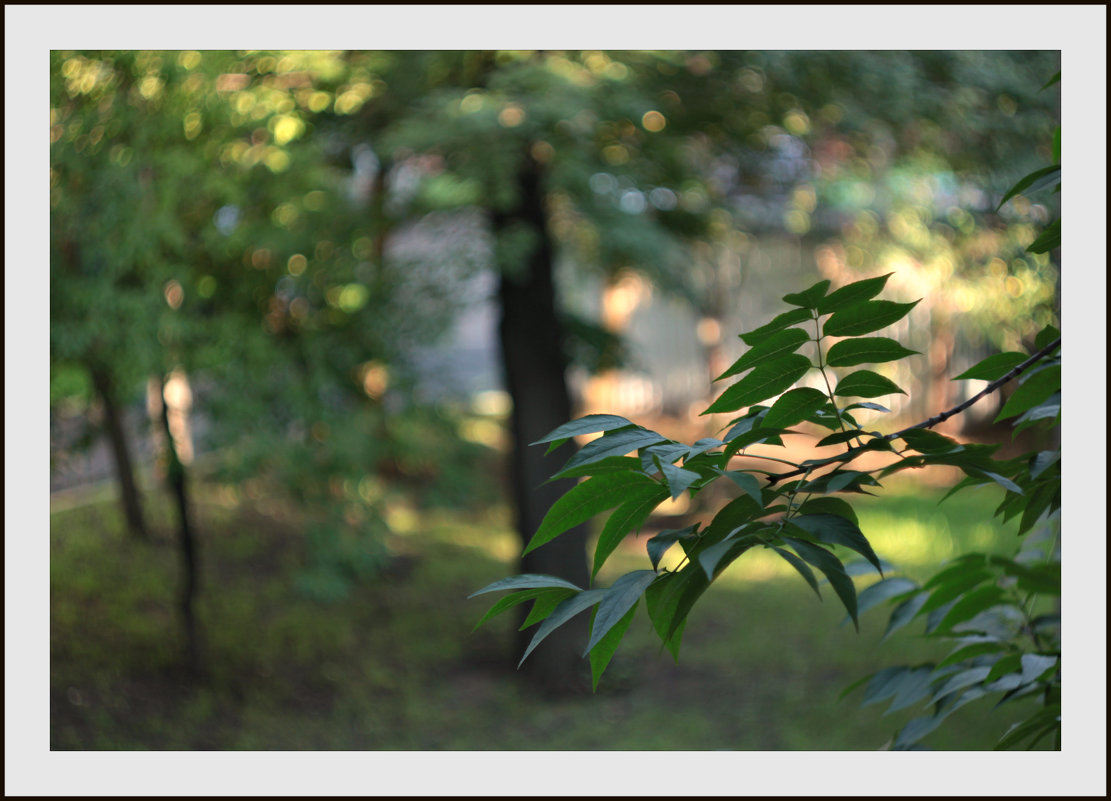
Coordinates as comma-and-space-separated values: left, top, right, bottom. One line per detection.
50, 478, 1046, 750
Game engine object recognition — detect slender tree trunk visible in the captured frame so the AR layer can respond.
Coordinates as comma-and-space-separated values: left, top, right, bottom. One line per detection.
493, 155, 591, 695
155, 375, 202, 673
89, 365, 149, 541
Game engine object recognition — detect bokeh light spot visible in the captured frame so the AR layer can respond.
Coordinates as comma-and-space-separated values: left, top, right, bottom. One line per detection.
602, 143, 629, 165
163, 280, 184, 309
641, 110, 666, 132
338, 284, 369, 313
287, 254, 308, 275
360, 361, 390, 398
498, 104, 526, 127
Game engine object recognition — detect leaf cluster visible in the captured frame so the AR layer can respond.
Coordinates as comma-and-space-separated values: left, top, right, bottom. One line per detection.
472, 269, 1061, 750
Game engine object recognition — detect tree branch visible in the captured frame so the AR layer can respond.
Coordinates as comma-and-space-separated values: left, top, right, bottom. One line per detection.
764, 338, 1061, 486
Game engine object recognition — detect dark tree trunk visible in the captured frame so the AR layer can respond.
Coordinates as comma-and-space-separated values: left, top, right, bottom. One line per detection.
155, 376, 202, 673
88, 365, 149, 541
493, 155, 591, 695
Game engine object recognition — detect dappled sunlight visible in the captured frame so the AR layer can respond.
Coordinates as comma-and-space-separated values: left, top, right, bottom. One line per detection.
47, 47, 1062, 756
420, 507, 520, 564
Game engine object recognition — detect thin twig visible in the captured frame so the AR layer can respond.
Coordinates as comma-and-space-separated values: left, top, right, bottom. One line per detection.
764, 337, 1061, 486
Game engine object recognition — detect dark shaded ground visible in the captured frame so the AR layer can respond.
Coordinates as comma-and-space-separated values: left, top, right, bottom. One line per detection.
50, 482, 1047, 751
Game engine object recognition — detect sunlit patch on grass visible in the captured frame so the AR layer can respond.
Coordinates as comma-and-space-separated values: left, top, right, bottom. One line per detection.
383, 502, 419, 534
422, 507, 519, 564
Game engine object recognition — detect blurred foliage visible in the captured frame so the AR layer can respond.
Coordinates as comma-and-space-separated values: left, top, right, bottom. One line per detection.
50, 50, 486, 592
51, 49, 1059, 594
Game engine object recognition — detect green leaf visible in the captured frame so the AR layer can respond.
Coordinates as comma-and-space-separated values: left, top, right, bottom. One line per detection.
893, 715, 946, 750
645, 565, 709, 658
920, 568, 994, 613
971, 470, 1023, 495
786, 514, 883, 575
1017, 484, 1056, 537
698, 531, 755, 580
703, 354, 812, 415
518, 589, 606, 667
986, 653, 1023, 683
855, 576, 919, 617
553, 455, 644, 480
762, 387, 829, 429
817, 273, 893, 314
555, 428, 668, 478
861, 665, 947, 714
721, 408, 770, 441
923, 554, 988, 586
858, 667, 906, 706
473, 587, 573, 631
783, 537, 859, 629
588, 602, 638, 691
936, 641, 1008, 670
996, 365, 1060, 422
645, 525, 698, 571
1034, 324, 1061, 351
997, 164, 1061, 210
584, 570, 657, 656
1024, 167, 1062, 196
899, 428, 961, 454
1052, 126, 1061, 163
883, 591, 929, 639
469, 573, 583, 598
530, 414, 635, 446
834, 370, 906, 398
859, 666, 915, 708
772, 546, 822, 598
844, 558, 897, 578
823, 299, 919, 338
738, 307, 814, 346
884, 666, 944, 714
592, 483, 669, 580
521, 587, 579, 628
656, 458, 701, 501
1020, 653, 1058, 685
993, 556, 1059, 595
826, 337, 919, 367
722, 470, 764, 506
685, 437, 725, 460
843, 401, 891, 414
953, 352, 1027, 381
1025, 218, 1060, 254
723, 426, 786, 454
1013, 393, 1060, 435
797, 496, 859, 526
939, 475, 989, 504
815, 430, 865, 448
782, 278, 831, 309
995, 706, 1060, 751
717, 328, 810, 381
1041, 70, 1060, 91
704, 493, 766, 541
934, 585, 1007, 632
640, 442, 689, 473
524, 472, 656, 556
799, 469, 880, 495
929, 666, 993, 704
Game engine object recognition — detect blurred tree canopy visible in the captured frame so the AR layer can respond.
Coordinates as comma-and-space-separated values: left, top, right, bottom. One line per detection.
50, 49, 1059, 682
